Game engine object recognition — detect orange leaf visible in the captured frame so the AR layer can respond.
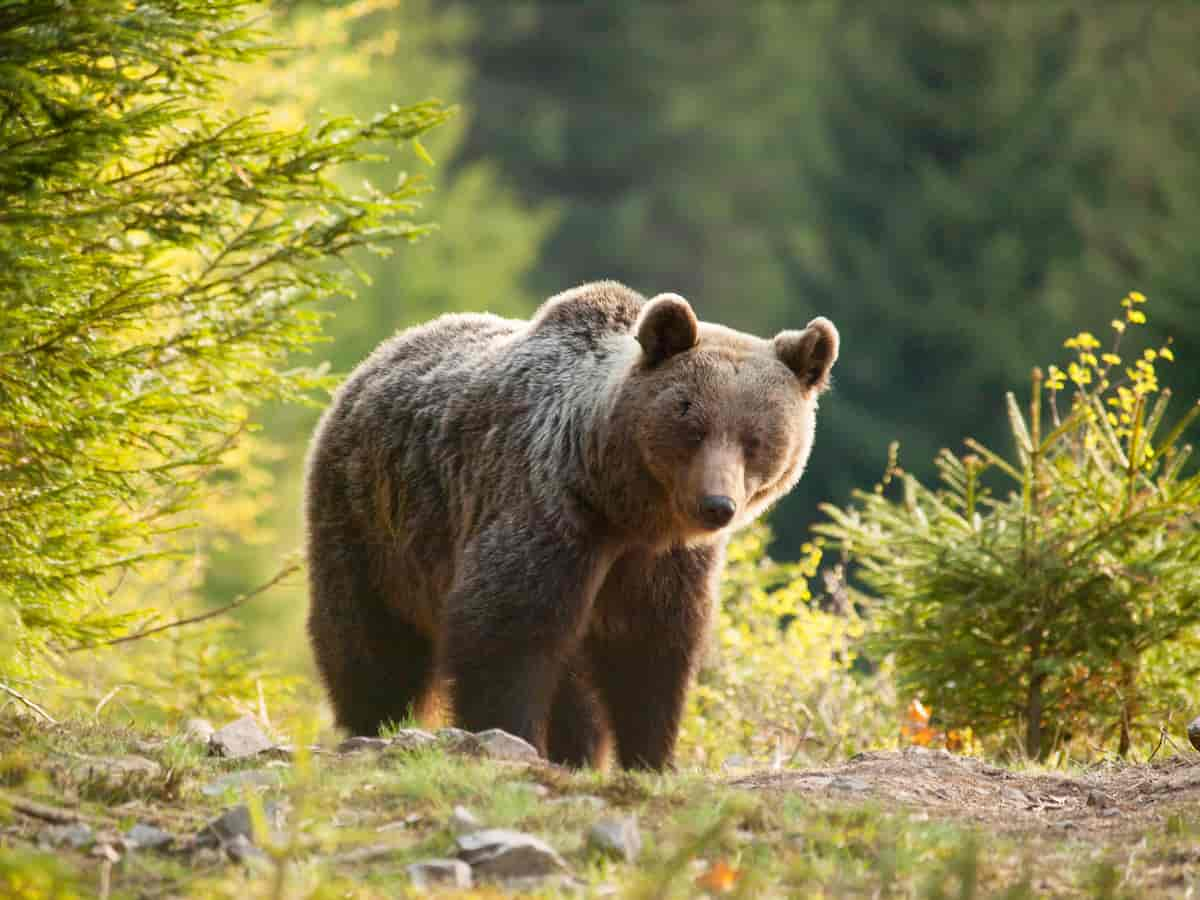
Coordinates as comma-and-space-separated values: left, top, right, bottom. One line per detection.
905, 698, 931, 727
696, 859, 740, 893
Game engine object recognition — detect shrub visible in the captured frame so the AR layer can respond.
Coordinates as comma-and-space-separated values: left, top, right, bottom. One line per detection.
817, 295, 1200, 759
0, 0, 450, 686
679, 525, 897, 769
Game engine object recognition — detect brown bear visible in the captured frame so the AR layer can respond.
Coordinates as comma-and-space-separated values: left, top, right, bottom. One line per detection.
305, 281, 838, 770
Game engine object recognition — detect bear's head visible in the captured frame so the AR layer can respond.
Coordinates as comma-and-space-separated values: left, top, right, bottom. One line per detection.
623, 292, 838, 541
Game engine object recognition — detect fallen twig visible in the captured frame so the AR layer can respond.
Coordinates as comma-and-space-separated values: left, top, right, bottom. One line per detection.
1147, 727, 1167, 763
0, 681, 57, 724
0, 791, 116, 826
68, 557, 302, 652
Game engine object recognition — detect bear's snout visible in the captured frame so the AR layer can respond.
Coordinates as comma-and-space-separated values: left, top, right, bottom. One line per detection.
697, 494, 737, 529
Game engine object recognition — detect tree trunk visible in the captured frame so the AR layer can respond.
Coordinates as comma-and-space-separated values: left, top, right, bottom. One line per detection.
1025, 672, 1045, 760
1025, 631, 1045, 760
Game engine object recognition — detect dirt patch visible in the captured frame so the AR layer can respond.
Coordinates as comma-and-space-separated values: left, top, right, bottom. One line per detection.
731, 746, 1200, 839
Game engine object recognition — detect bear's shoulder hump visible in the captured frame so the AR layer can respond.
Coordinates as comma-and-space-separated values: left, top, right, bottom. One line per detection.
529, 281, 645, 337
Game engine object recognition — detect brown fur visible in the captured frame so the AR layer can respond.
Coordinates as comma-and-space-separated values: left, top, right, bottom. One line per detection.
305, 281, 838, 769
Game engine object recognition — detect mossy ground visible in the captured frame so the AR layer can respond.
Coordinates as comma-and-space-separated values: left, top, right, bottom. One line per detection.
1, 713, 1197, 898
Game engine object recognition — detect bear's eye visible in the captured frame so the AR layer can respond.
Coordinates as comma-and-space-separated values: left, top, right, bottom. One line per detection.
744, 434, 762, 458
678, 398, 692, 418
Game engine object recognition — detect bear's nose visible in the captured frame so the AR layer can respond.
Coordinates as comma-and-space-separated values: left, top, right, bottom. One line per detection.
698, 495, 737, 529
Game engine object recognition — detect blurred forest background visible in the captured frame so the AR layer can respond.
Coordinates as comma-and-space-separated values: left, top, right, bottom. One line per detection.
4, 0, 1199, 759
226, 0, 1200, 651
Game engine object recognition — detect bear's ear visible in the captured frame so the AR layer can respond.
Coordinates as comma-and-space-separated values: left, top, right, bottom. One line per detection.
635, 293, 699, 365
774, 317, 839, 391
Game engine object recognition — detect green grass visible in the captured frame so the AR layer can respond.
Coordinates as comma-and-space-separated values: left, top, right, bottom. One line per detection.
0, 713, 1195, 898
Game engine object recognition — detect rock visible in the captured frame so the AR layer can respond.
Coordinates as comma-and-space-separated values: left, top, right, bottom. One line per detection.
42, 823, 94, 849
388, 728, 437, 752
436, 728, 481, 754
183, 718, 215, 744
586, 816, 641, 863
830, 776, 872, 793
125, 823, 174, 851
225, 833, 267, 865
456, 829, 570, 880
1086, 790, 1114, 810
209, 716, 273, 759
407, 858, 473, 890
71, 754, 162, 781
337, 736, 391, 754
201, 769, 283, 797
1188, 716, 1200, 752
451, 805, 482, 831
196, 802, 283, 849
197, 806, 253, 847
474, 729, 540, 763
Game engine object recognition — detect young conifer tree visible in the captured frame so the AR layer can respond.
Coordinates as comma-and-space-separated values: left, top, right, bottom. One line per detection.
0, 1, 450, 682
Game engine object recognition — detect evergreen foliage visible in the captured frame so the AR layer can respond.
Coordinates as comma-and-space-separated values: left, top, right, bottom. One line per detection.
0, 0, 449, 680
791, 4, 1102, 506
818, 298, 1200, 759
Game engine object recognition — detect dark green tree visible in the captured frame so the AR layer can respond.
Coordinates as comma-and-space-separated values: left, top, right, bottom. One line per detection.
780, 2, 1200, 544
786, 3, 1106, 517
0, 0, 449, 683
451, 1, 826, 324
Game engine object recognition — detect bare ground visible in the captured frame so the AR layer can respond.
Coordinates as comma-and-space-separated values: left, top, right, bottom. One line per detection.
732, 745, 1200, 840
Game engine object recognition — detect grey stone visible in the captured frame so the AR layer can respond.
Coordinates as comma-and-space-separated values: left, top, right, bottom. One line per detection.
42, 823, 94, 849
125, 823, 173, 851
225, 833, 267, 865
209, 716, 274, 759
337, 736, 391, 754
183, 718, 215, 744
201, 769, 283, 797
387, 728, 437, 752
407, 858, 473, 890
71, 754, 162, 780
456, 829, 570, 880
196, 802, 283, 849
474, 729, 540, 763
1188, 716, 1200, 752
435, 728, 481, 754
1086, 790, 1114, 809
830, 776, 872, 793
451, 805, 482, 831
586, 816, 641, 862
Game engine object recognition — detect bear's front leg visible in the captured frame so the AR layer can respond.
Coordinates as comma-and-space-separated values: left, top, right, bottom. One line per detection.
586, 543, 721, 770
442, 523, 612, 756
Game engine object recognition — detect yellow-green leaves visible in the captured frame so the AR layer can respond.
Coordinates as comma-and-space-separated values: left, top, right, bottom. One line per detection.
0, 0, 449, 685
